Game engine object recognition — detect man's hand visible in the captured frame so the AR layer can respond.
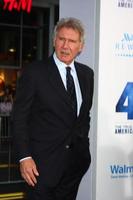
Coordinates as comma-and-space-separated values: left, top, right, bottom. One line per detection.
20, 158, 39, 187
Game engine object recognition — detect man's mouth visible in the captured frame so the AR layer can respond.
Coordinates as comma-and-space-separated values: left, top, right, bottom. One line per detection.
61, 51, 70, 56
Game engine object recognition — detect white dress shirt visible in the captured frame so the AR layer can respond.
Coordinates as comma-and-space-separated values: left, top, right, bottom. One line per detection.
53, 52, 82, 116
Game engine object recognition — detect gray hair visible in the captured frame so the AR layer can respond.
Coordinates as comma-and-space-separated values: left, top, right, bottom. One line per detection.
53, 17, 85, 44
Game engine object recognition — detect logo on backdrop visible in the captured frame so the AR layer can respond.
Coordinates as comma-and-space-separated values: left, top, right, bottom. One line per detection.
115, 82, 133, 134
115, 33, 133, 57
116, 82, 133, 120
118, 0, 133, 8
110, 164, 133, 179
0, 0, 32, 13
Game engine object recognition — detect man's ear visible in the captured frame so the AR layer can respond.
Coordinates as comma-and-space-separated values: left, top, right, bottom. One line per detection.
79, 42, 84, 53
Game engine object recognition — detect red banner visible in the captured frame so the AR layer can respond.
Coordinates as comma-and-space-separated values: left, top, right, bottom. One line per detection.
3, 0, 32, 13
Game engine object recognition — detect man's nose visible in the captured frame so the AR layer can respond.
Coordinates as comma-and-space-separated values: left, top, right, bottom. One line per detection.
63, 40, 69, 48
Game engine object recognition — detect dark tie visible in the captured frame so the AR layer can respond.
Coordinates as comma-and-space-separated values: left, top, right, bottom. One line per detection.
66, 66, 77, 116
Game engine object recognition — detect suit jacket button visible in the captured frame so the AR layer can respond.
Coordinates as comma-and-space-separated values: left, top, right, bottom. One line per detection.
65, 145, 70, 149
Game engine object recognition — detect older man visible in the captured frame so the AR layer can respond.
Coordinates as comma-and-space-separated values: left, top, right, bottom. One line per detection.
12, 17, 94, 200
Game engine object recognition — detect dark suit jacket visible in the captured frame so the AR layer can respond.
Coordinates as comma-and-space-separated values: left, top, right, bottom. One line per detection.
12, 56, 94, 186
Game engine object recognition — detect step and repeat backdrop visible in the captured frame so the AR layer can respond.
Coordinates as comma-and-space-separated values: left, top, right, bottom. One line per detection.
96, 0, 133, 200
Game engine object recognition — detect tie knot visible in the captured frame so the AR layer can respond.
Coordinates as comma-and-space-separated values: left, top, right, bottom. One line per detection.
66, 66, 71, 73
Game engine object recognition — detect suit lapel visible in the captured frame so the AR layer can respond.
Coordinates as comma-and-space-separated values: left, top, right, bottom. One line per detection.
75, 63, 86, 102
75, 62, 88, 119
47, 57, 72, 108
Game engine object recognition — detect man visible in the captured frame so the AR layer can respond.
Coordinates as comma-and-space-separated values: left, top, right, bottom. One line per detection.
12, 17, 94, 200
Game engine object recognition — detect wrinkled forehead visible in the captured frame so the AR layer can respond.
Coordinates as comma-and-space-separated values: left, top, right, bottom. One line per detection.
57, 25, 81, 35
55, 27, 82, 42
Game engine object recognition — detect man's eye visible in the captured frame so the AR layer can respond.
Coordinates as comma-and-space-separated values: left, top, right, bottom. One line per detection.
69, 40, 76, 43
59, 37, 65, 41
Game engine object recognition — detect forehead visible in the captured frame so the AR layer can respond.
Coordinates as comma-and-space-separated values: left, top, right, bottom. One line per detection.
57, 27, 80, 39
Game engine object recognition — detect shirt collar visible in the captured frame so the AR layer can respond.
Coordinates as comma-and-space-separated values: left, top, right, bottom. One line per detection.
53, 52, 75, 72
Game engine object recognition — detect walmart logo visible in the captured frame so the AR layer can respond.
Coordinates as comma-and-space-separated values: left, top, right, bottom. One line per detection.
110, 164, 133, 179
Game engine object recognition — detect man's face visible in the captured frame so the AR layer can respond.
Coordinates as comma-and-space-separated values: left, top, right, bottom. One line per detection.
53, 27, 84, 65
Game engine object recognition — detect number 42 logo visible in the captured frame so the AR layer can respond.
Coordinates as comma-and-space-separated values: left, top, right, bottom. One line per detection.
116, 82, 133, 120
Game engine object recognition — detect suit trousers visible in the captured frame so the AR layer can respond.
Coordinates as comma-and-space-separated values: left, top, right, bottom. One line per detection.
26, 146, 89, 200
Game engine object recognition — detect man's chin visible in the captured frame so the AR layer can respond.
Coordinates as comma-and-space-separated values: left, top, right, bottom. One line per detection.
60, 57, 71, 65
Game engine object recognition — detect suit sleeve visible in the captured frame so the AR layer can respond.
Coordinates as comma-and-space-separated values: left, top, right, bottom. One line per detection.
11, 66, 37, 160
